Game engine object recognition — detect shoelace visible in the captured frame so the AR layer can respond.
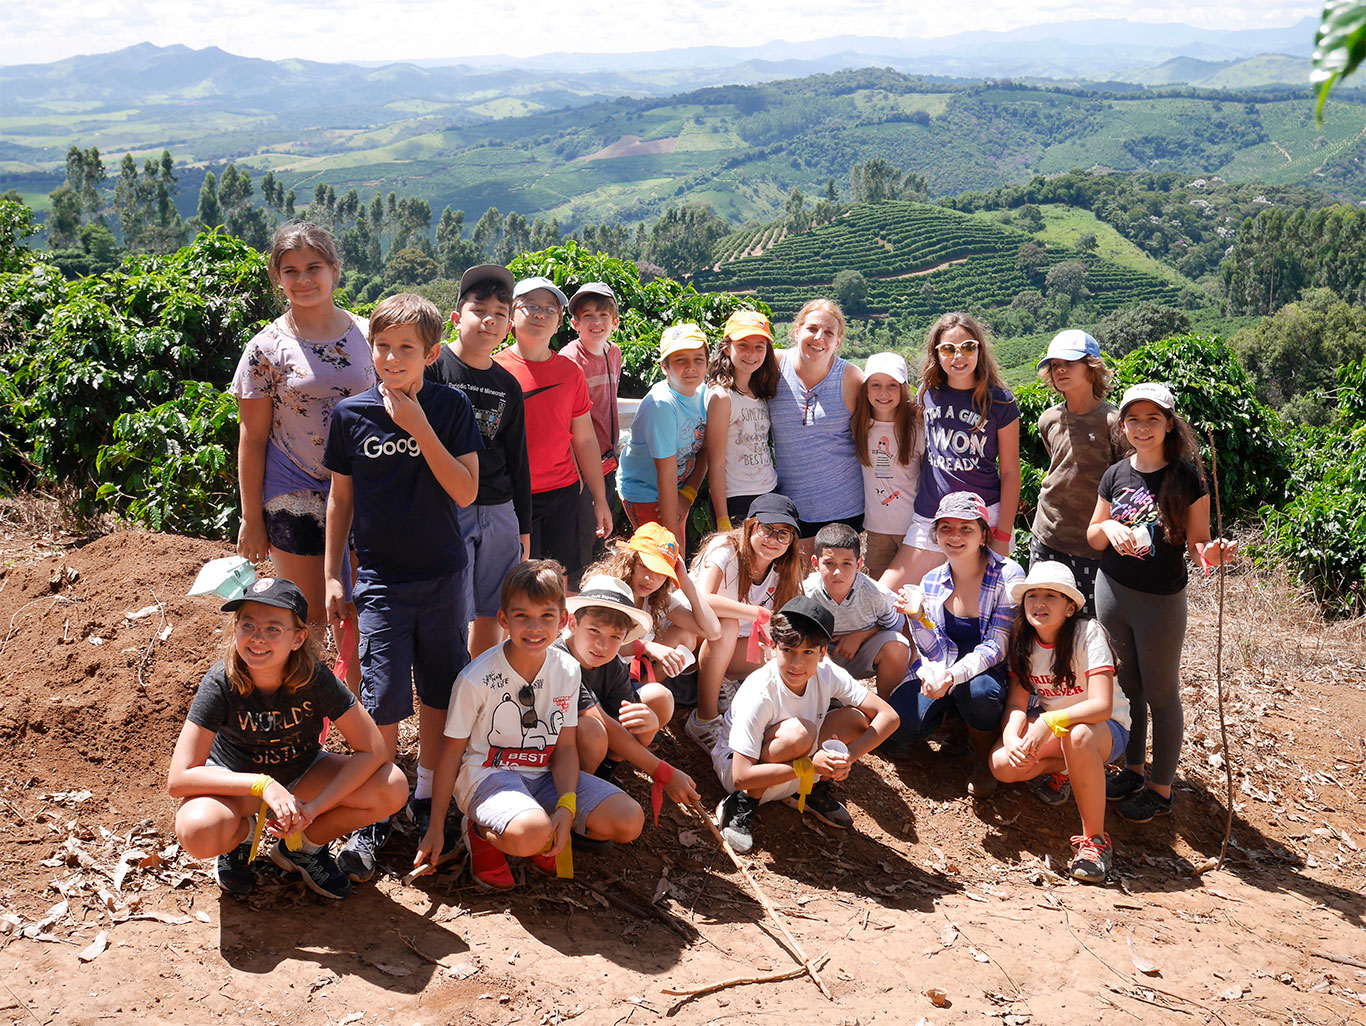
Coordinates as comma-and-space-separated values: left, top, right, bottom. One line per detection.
1071, 834, 1109, 863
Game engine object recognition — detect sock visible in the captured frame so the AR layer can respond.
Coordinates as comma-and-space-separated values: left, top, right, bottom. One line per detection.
297, 832, 322, 854
414, 766, 434, 801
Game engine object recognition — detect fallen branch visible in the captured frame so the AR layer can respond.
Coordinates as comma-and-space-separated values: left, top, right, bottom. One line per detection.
397, 931, 459, 969
582, 879, 698, 942
1309, 949, 1366, 970
135, 591, 166, 690
662, 954, 829, 1015
686, 799, 833, 1001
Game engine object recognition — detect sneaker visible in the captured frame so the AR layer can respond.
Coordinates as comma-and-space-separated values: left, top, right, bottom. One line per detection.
967, 761, 998, 798
593, 758, 618, 783
715, 791, 758, 854
685, 708, 725, 753
269, 841, 353, 900
717, 677, 741, 714
337, 821, 385, 883
1035, 772, 1072, 806
213, 840, 256, 898
1106, 768, 1145, 802
464, 818, 515, 891
1069, 833, 1113, 884
1118, 787, 1173, 823
785, 779, 853, 829
529, 849, 559, 876
572, 833, 614, 854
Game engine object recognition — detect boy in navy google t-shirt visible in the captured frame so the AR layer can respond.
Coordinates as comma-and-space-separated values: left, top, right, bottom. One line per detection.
324, 293, 483, 881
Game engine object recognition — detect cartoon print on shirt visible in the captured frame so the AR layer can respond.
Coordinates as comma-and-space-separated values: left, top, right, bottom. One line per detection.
1108, 482, 1160, 559
481, 672, 575, 770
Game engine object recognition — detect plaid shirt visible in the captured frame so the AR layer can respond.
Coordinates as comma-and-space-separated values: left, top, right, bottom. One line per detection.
910, 550, 1025, 686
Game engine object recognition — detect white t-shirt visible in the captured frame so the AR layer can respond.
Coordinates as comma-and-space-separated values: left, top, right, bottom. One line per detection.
444, 642, 581, 811
698, 536, 779, 638
1024, 619, 1129, 730
861, 421, 923, 535
716, 387, 777, 497
721, 659, 869, 762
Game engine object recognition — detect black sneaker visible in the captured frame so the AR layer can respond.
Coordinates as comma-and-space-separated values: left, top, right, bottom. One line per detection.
1106, 768, 1145, 802
213, 840, 256, 898
1118, 787, 1173, 823
572, 833, 614, 854
785, 779, 853, 829
1069, 833, 1114, 884
593, 758, 618, 783
337, 821, 385, 883
270, 840, 354, 900
716, 791, 758, 854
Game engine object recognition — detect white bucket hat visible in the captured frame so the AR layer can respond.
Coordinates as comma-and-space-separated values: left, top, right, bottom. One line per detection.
1009, 561, 1086, 611
566, 575, 653, 644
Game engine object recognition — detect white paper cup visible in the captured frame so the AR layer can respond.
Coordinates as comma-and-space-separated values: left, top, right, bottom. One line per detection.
673, 644, 696, 671
1132, 525, 1152, 551
821, 739, 849, 757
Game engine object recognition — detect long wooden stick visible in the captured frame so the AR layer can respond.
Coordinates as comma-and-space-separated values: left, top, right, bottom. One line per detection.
1206, 429, 1234, 870
686, 800, 833, 1000
662, 955, 830, 1014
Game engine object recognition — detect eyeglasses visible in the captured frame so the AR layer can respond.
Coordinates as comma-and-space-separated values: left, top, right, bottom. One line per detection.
515, 302, 561, 318
756, 522, 796, 545
236, 620, 290, 641
936, 339, 981, 357
516, 684, 538, 728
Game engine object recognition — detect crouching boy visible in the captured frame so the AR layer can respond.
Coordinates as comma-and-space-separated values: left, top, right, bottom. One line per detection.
415, 561, 644, 890
713, 597, 899, 853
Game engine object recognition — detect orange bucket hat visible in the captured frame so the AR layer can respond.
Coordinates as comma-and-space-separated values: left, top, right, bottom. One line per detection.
619, 523, 680, 585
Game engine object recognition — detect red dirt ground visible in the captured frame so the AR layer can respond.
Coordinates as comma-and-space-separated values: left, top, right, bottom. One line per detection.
0, 519, 1362, 1026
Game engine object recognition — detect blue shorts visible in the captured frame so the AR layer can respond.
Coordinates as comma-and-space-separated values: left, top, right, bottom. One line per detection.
1026, 707, 1130, 764
458, 501, 523, 620
355, 571, 470, 726
466, 769, 624, 834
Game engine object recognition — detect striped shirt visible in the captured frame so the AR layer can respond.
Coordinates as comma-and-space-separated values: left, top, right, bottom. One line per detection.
909, 550, 1025, 686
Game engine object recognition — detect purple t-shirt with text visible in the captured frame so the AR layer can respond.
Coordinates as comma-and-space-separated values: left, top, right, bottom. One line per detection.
914, 386, 1020, 516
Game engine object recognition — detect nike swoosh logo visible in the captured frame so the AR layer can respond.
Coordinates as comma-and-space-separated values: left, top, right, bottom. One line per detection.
524, 384, 561, 399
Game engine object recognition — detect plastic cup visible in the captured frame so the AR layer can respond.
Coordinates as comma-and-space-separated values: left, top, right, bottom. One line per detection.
1132, 525, 1152, 551
822, 739, 849, 757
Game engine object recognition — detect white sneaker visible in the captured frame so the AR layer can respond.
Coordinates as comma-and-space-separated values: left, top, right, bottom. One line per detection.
717, 678, 741, 714
685, 708, 725, 753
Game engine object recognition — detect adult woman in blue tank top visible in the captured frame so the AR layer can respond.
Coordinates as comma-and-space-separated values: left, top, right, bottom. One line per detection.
769, 298, 865, 561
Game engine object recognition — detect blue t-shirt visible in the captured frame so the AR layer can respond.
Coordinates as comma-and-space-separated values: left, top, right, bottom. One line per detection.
618, 380, 706, 503
324, 383, 483, 582
915, 385, 1020, 516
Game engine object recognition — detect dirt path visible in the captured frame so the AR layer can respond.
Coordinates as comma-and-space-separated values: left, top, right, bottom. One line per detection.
1, 523, 1363, 1026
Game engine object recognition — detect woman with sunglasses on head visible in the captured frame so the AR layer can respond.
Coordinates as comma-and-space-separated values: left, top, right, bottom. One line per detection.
880, 313, 1020, 591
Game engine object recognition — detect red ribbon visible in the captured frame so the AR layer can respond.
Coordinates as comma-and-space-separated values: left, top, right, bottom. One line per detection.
333, 618, 355, 683
650, 761, 675, 826
745, 608, 773, 663
629, 640, 656, 684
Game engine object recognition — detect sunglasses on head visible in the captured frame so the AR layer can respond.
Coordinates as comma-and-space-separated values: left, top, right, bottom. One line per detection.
936, 339, 981, 357
516, 684, 538, 728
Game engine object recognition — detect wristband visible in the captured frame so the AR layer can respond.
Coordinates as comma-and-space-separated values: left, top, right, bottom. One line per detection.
746, 607, 773, 663
991, 526, 1011, 543
792, 757, 815, 813
630, 639, 647, 657
1041, 710, 1071, 737
650, 761, 675, 826
679, 484, 697, 503
717, 516, 733, 533
250, 774, 274, 798
555, 792, 578, 818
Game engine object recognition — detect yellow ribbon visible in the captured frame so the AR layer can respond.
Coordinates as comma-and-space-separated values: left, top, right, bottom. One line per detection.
1041, 710, 1072, 737
247, 802, 268, 863
554, 793, 577, 879
793, 757, 815, 813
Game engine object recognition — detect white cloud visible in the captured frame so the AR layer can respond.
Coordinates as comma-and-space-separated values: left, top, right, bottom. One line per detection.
0, 0, 1322, 66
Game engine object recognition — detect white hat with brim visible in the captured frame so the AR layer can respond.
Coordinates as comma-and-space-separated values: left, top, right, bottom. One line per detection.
1009, 561, 1086, 611
566, 575, 653, 645
864, 351, 909, 385
1119, 382, 1176, 416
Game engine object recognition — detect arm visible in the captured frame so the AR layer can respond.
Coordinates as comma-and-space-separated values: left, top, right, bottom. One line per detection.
235, 397, 273, 562
1000, 677, 1035, 767
841, 360, 864, 415
992, 417, 1021, 556
582, 705, 700, 804
1087, 494, 1137, 555
694, 559, 766, 624
668, 554, 723, 641
846, 689, 899, 762
414, 733, 468, 868
1185, 493, 1237, 566
545, 725, 580, 855
299, 703, 389, 823
654, 456, 684, 549
572, 412, 612, 538
730, 750, 803, 793
833, 626, 879, 661
324, 473, 355, 626
704, 390, 732, 529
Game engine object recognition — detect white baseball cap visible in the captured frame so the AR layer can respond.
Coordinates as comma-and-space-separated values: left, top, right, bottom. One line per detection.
864, 351, 909, 385
1119, 382, 1176, 415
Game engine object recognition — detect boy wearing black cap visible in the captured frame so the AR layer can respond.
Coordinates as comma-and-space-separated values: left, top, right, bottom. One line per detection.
427, 265, 531, 659
711, 596, 899, 853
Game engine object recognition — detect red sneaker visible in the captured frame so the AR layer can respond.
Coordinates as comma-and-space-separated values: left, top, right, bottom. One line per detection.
528, 849, 558, 876
464, 818, 514, 891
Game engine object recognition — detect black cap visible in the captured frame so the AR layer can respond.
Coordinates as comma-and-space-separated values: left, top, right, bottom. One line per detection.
458, 264, 514, 304
747, 492, 799, 528
777, 596, 835, 643
221, 577, 309, 621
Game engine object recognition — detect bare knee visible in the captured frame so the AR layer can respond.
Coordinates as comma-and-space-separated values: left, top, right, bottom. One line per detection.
762, 717, 816, 762
495, 811, 553, 858
370, 762, 410, 816
586, 794, 643, 842
176, 799, 246, 860
577, 715, 610, 772
637, 683, 675, 733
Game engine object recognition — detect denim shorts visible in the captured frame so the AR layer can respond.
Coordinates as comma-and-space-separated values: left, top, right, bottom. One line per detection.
466, 768, 623, 834
458, 501, 522, 620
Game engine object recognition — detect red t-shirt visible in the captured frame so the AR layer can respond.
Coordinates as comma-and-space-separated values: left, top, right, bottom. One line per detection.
494, 347, 592, 493
561, 338, 623, 459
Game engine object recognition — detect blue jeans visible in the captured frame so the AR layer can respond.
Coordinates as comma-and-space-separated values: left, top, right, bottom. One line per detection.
886, 672, 1006, 742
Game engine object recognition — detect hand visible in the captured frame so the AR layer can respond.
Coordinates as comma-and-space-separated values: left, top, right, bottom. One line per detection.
324, 578, 347, 627
812, 748, 851, 782
663, 768, 700, 805
1003, 732, 1039, 770
894, 585, 924, 620
547, 806, 573, 857
1016, 719, 1052, 763
1099, 519, 1138, 556
644, 641, 688, 679
379, 381, 429, 437
833, 633, 862, 660
237, 516, 269, 564
594, 497, 613, 539
919, 671, 954, 701
1197, 538, 1238, 567
261, 781, 310, 838
413, 821, 445, 869
618, 699, 660, 735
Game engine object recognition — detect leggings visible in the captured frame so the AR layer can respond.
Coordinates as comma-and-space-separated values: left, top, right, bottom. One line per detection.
1095, 572, 1187, 788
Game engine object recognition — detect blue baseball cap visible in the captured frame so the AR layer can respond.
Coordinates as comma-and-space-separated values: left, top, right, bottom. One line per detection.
1037, 330, 1102, 370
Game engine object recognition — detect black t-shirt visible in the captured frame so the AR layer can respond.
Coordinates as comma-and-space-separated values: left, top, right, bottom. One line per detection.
426, 348, 532, 534
551, 639, 635, 718
186, 662, 357, 782
1098, 459, 1208, 595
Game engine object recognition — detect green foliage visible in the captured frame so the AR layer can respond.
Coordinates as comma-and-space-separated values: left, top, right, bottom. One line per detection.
0, 200, 45, 274
1262, 359, 1366, 616
95, 381, 240, 535
508, 242, 769, 396
1221, 205, 1366, 314
1012, 379, 1056, 524
1096, 302, 1192, 357
1113, 334, 1287, 520
832, 269, 868, 313
1314, 0, 1366, 119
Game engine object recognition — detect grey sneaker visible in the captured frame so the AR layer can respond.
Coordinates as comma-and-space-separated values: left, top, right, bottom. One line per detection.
1069, 833, 1114, 884
1035, 772, 1072, 806
270, 840, 353, 900
685, 708, 725, 753
337, 821, 386, 883
785, 779, 853, 829
716, 791, 758, 854
214, 840, 256, 897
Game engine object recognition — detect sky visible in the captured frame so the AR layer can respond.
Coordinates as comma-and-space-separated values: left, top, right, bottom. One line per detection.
0, 0, 1321, 67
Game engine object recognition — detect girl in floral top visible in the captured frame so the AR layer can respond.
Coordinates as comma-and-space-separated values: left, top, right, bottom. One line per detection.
230, 223, 373, 690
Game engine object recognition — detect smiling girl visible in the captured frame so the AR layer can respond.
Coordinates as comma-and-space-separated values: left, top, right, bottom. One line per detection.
706, 310, 780, 532
1087, 383, 1236, 824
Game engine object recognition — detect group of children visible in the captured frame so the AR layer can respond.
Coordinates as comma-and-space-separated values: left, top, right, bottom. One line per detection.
169, 221, 1237, 902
